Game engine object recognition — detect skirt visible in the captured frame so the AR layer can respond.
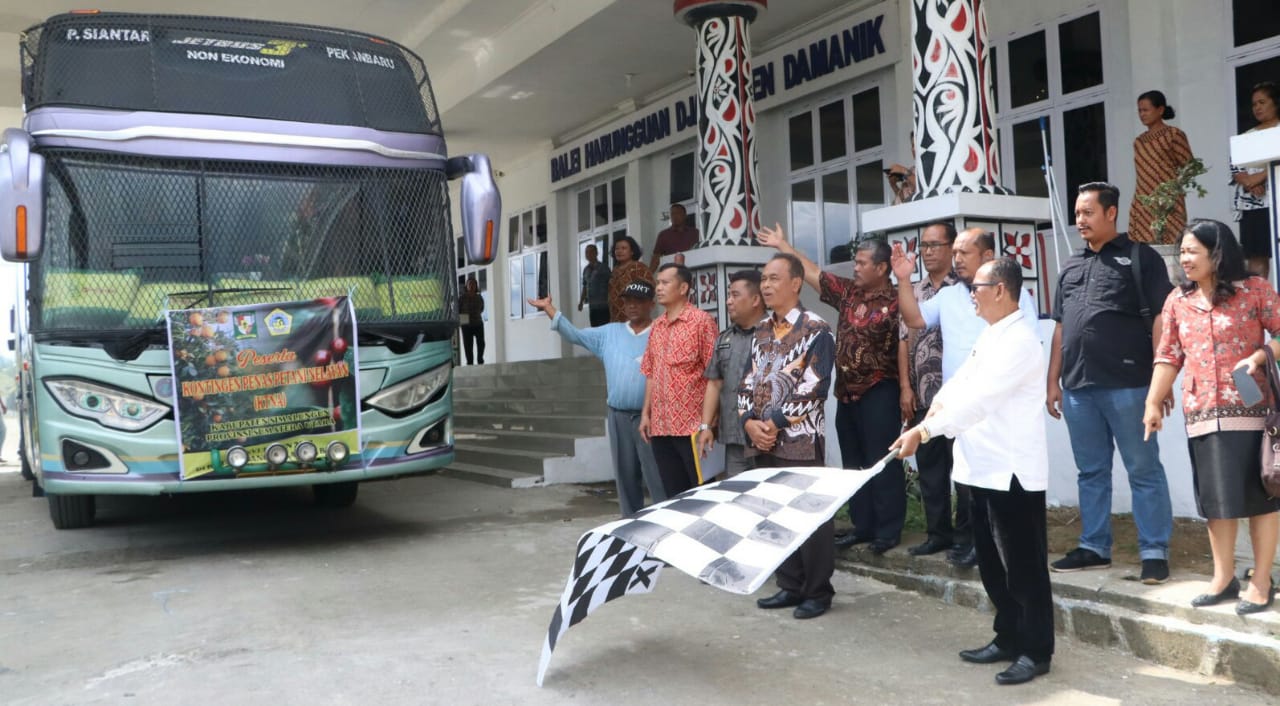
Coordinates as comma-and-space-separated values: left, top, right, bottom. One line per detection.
1187, 430, 1280, 519
1238, 208, 1271, 259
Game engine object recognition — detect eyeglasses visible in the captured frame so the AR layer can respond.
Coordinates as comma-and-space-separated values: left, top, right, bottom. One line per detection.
918, 241, 951, 251
966, 281, 1001, 294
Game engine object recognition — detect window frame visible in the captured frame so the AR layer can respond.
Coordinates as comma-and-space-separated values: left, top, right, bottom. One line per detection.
573, 173, 628, 312
506, 203, 550, 319
784, 79, 886, 267
992, 6, 1109, 219
1224, 3, 1280, 137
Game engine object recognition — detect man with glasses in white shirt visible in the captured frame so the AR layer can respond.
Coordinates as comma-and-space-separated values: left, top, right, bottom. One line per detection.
892, 227, 1040, 567
892, 258, 1053, 687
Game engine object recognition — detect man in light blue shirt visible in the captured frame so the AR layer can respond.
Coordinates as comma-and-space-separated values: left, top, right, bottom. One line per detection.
528, 281, 665, 515
892, 227, 1040, 567
894, 228, 1040, 381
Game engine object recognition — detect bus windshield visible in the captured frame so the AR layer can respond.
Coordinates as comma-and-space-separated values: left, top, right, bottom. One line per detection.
32, 150, 457, 349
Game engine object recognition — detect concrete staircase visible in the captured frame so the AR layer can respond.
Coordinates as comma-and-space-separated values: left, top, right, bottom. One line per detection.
448, 357, 613, 488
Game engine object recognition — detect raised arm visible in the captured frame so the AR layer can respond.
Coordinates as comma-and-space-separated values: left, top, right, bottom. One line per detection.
530, 295, 606, 357
756, 223, 821, 292
891, 242, 926, 329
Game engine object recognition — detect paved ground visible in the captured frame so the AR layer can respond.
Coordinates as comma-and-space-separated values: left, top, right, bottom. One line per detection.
0, 465, 1271, 705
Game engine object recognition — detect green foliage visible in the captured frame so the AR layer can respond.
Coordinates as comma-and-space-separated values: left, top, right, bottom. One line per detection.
1136, 157, 1209, 243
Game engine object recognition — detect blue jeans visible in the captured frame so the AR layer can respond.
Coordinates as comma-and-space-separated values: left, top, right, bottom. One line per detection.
1061, 386, 1172, 560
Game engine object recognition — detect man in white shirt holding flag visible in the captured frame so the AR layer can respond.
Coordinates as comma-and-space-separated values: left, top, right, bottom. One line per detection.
891, 257, 1053, 687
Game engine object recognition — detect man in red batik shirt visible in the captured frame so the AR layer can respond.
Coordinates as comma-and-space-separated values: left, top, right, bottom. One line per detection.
640, 263, 718, 496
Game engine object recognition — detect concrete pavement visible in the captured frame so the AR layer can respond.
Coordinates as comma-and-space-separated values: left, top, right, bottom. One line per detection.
0, 470, 1272, 705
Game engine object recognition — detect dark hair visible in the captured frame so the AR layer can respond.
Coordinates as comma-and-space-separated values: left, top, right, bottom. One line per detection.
670, 203, 686, 215
728, 269, 761, 294
855, 238, 892, 267
613, 235, 643, 262
1252, 81, 1280, 108
1077, 182, 1121, 213
971, 230, 995, 254
1178, 219, 1249, 304
658, 262, 694, 291
922, 221, 957, 244
984, 257, 1023, 294
770, 253, 804, 279
1138, 90, 1175, 120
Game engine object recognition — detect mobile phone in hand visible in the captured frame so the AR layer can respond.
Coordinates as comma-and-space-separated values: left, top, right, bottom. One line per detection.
1232, 367, 1264, 407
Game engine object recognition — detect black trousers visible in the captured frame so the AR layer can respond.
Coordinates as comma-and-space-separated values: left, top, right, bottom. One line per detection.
911, 409, 970, 546
757, 454, 835, 602
461, 325, 485, 365
650, 435, 698, 497
836, 379, 905, 541
966, 479, 1055, 664
588, 306, 611, 327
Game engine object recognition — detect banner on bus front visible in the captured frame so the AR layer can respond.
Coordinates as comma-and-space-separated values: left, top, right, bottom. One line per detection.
166, 297, 361, 480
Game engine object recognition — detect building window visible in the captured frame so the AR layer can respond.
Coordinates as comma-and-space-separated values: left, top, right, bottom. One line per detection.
575, 176, 628, 307
995, 9, 1107, 218
785, 85, 885, 265
1228, 2, 1280, 134
507, 204, 548, 318
1233, 0, 1280, 49
668, 151, 700, 231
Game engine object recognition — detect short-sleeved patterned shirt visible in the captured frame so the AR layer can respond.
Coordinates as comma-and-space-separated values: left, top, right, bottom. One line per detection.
818, 271, 900, 402
900, 272, 957, 408
640, 304, 718, 436
1154, 277, 1280, 437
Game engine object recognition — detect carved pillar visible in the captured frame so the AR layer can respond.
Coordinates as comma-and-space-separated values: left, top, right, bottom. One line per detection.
675, 0, 766, 246
912, 0, 1008, 197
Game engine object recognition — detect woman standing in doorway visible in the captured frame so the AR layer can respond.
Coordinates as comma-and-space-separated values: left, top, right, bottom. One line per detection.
1129, 90, 1194, 243
1144, 220, 1280, 615
1231, 81, 1280, 276
607, 235, 653, 322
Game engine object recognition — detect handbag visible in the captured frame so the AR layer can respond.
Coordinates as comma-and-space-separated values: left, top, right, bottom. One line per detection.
1259, 345, 1280, 498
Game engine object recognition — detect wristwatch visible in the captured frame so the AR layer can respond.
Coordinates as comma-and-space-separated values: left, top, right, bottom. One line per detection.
698, 423, 711, 432
917, 424, 932, 444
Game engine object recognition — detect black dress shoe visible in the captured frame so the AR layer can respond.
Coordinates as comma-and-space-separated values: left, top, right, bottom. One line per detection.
909, 537, 951, 556
995, 656, 1050, 685
756, 589, 803, 609
1235, 579, 1275, 615
834, 531, 874, 549
949, 546, 978, 568
792, 598, 830, 619
958, 641, 1017, 664
870, 539, 899, 555
1190, 577, 1240, 608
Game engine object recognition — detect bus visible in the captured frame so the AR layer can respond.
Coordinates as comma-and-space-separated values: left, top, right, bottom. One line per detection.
0, 12, 500, 528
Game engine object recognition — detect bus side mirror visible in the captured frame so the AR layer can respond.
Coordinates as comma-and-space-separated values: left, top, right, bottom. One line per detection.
448, 154, 501, 266
0, 129, 45, 262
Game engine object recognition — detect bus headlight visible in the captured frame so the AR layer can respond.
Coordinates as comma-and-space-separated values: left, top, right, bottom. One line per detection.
326, 441, 350, 464
295, 441, 318, 464
265, 443, 289, 466
44, 378, 169, 432
226, 446, 250, 469
364, 363, 450, 415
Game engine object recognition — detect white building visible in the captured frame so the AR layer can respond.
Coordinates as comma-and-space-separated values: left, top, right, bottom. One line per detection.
4, 1, 1279, 519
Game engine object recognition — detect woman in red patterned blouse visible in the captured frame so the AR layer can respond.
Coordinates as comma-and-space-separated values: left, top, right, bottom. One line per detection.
1145, 219, 1280, 615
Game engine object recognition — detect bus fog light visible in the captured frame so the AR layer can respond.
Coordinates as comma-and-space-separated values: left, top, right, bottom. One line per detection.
265, 443, 289, 466
295, 441, 318, 463
226, 446, 250, 469
326, 441, 350, 464
72, 450, 91, 467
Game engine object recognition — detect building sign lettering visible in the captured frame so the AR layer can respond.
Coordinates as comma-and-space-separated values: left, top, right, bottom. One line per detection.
550, 3, 896, 185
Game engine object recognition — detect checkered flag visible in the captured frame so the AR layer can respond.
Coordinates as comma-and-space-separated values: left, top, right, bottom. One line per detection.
536, 454, 893, 686
536, 531, 664, 685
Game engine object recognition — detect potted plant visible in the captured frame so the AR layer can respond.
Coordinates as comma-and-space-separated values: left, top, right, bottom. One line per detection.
1136, 157, 1208, 280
